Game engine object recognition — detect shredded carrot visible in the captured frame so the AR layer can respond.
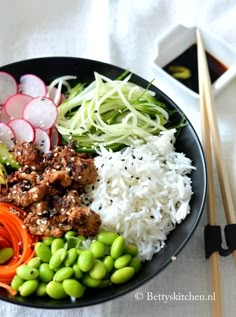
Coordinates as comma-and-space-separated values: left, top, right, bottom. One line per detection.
0, 282, 17, 296
0, 202, 38, 291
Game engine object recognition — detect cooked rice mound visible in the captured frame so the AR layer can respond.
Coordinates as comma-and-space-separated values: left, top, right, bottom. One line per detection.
84, 129, 195, 261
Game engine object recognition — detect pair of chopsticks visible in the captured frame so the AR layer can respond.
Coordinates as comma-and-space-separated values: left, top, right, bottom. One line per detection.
196, 30, 236, 317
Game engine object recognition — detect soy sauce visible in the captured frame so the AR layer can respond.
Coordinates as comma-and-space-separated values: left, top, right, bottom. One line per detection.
163, 44, 228, 93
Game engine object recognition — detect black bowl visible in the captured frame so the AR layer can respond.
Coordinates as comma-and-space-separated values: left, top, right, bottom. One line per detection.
0, 57, 207, 309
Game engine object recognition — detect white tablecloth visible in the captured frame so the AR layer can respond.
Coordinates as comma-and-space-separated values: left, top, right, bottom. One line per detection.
1, 1, 236, 316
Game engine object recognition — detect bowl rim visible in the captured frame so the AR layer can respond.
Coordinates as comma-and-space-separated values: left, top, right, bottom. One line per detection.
0, 56, 207, 309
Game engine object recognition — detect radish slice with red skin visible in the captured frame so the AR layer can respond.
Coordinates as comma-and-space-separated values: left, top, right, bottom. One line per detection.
0, 107, 11, 124
0, 71, 18, 105
19, 74, 47, 98
4, 94, 33, 119
50, 126, 60, 147
33, 128, 51, 154
8, 119, 35, 143
23, 97, 57, 130
0, 123, 16, 150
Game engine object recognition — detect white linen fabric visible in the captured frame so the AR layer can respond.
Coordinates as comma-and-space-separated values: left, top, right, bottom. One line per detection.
1, 0, 236, 316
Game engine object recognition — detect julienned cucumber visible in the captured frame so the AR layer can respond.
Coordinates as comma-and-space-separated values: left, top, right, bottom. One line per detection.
56, 72, 176, 153
0, 142, 20, 169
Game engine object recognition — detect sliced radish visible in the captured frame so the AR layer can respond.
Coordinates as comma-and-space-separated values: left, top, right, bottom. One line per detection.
33, 128, 51, 154
0, 71, 18, 105
8, 119, 35, 143
23, 97, 57, 130
4, 94, 33, 119
19, 74, 47, 97
46, 86, 62, 107
0, 106, 11, 124
50, 126, 60, 147
0, 123, 16, 150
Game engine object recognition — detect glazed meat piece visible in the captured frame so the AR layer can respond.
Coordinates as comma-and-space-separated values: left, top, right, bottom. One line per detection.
13, 141, 44, 170
8, 182, 47, 207
24, 212, 73, 237
52, 190, 82, 214
68, 206, 101, 237
24, 205, 101, 237
43, 170, 72, 188
68, 156, 97, 185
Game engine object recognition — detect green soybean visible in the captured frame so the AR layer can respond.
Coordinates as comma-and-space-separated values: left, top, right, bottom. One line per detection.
77, 250, 95, 272
82, 274, 101, 288
89, 260, 107, 280
114, 254, 132, 269
64, 248, 78, 267
43, 236, 55, 246
51, 238, 65, 254
16, 265, 39, 280
36, 282, 47, 297
103, 256, 114, 273
35, 242, 51, 262
64, 231, 76, 240
111, 267, 135, 284
124, 243, 138, 256
63, 279, 85, 298
28, 257, 41, 268
130, 257, 142, 272
49, 248, 67, 270
97, 231, 118, 245
11, 275, 24, 291
110, 236, 125, 259
0, 247, 13, 264
39, 263, 54, 283
19, 280, 38, 297
73, 264, 83, 279
54, 267, 74, 282
90, 240, 105, 258
46, 281, 67, 299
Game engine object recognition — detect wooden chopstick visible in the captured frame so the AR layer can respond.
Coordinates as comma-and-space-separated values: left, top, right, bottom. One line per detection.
196, 29, 222, 317
196, 29, 236, 264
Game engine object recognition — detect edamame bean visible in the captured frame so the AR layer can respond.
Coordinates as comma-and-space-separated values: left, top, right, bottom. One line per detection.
110, 236, 125, 259
90, 241, 105, 258
0, 247, 13, 264
124, 243, 138, 256
77, 250, 95, 272
66, 236, 85, 250
114, 254, 132, 269
103, 256, 114, 273
62, 279, 85, 298
19, 280, 38, 297
54, 267, 74, 282
89, 260, 107, 280
64, 248, 78, 267
36, 282, 47, 297
130, 257, 142, 272
28, 257, 41, 268
97, 231, 118, 245
82, 274, 101, 288
73, 264, 83, 279
46, 281, 67, 299
51, 238, 65, 254
35, 242, 51, 262
64, 231, 76, 240
39, 263, 54, 283
11, 275, 24, 291
111, 267, 135, 284
49, 248, 67, 270
16, 265, 39, 280
43, 236, 55, 246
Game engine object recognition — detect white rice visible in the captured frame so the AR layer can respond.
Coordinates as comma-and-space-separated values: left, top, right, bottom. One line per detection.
83, 129, 195, 261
